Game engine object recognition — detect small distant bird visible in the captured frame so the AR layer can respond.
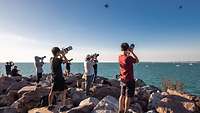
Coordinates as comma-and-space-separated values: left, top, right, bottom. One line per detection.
178, 5, 183, 9
104, 4, 109, 8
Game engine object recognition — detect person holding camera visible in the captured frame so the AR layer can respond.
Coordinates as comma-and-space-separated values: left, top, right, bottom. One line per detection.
92, 54, 98, 83
5, 61, 14, 76
65, 58, 73, 77
11, 66, 22, 77
118, 43, 139, 113
48, 47, 69, 112
84, 54, 95, 96
35, 56, 46, 85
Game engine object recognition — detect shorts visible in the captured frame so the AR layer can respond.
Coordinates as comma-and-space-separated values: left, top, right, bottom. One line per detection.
37, 73, 42, 83
120, 80, 135, 97
52, 77, 66, 91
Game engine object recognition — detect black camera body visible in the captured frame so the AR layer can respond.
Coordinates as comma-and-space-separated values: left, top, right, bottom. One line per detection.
62, 46, 73, 54
130, 44, 135, 49
92, 53, 99, 58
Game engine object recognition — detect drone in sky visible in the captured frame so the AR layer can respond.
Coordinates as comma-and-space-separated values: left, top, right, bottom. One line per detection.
104, 4, 109, 8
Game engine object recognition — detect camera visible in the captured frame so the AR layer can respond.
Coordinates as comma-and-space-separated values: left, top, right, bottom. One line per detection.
129, 44, 135, 49
91, 53, 99, 58
62, 46, 73, 54
6, 61, 14, 66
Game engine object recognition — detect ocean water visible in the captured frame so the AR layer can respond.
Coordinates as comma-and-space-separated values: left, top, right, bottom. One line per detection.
0, 62, 200, 96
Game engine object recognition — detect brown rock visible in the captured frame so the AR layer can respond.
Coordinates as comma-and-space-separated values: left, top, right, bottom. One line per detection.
156, 95, 198, 113
92, 96, 119, 113
128, 103, 143, 113
107, 79, 120, 88
92, 85, 120, 100
66, 104, 94, 113
0, 106, 17, 113
68, 88, 88, 106
167, 89, 196, 101
28, 106, 59, 113
0, 76, 17, 94
12, 86, 50, 113
0, 95, 8, 107
7, 80, 32, 92
7, 91, 19, 105
79, 97, 99, 108
17, 85, 37, 97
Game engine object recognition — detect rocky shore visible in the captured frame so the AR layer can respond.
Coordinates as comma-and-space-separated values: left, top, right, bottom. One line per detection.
0, 74, 200, 113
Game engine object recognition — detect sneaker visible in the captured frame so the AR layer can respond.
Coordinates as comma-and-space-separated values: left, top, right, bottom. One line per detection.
47, 105, 55, 111
59, 106, 69, 112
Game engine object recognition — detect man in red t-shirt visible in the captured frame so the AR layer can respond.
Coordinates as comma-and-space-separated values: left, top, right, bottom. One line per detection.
118, 43, 139, 113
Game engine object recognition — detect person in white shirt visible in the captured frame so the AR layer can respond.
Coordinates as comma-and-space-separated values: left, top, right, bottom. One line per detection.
84, 54, 95, 95
35, 56, 46, 84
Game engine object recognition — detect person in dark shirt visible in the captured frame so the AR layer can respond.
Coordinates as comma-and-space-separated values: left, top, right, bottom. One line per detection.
92, 56, 98, 83
118, 43, 139, 113
5, 62, 14, 76
65, 58, 73, 76
11, 66, 22, 77
48, 47, 68, 112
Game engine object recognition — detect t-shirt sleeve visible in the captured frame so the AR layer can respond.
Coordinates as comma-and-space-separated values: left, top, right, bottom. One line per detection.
127, 56, 136, 64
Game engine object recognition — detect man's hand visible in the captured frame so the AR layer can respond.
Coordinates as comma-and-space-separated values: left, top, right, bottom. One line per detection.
129, 49, 139, 63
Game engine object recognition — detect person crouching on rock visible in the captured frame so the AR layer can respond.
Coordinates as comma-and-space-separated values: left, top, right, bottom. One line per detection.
11, 66, 22, 77
118, 43, 139, 113
84, 54, 95, 96
48, 47, 68, 112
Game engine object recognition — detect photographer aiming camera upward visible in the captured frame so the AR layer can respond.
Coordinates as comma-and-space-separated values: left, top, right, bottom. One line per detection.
65, 58, 73, 76
92, 53, 99, 83
118, 43, 139, 113
5, 61, 14, 76
35, 56, 46, 84
48, 47, 69, 112
84, 54, 96, 95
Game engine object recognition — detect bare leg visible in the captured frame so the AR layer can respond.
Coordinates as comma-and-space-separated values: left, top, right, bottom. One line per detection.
124, 96, 131, 112
48, 88, 54, 106
119, 95, 125, 113
62, 90, 66, 106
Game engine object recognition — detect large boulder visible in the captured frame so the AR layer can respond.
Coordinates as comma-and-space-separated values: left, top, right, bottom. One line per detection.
7, 80, 32, 92
79, 97, 99, 108
148, 92, 164, 109
135, 78, 146, 87
128, 103, 143, 113
68, 88, 88, 106
65, 74, 82, 87
156, 95, 198, 113
17, 85, 37, 97
11, 86, 50, 113
107, 79, 120, 88
28, 106, 59, 113
0, 95, 8, 107
94, 76, 108, 84
167, 89, 196, 101
0, 77, 17, 94
66, 104, 94, 113
7, 91, 19, 105
0, 91, 19, 107
135, 85, 161, 101
146, 110, 157, 113
92, 85, 120, 100
92, 95, 119, 113
10, 76, 22, 82
0, 106, 17, 113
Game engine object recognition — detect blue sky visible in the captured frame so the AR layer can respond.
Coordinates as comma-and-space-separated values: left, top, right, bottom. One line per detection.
0, 0, 200, 62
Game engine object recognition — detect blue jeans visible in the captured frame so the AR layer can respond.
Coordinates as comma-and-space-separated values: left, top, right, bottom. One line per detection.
85, 75, 93, 95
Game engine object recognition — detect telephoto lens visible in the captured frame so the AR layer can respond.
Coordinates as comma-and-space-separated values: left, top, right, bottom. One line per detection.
130, 44, 135, 49
62, 46, 73, 54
